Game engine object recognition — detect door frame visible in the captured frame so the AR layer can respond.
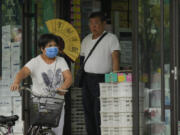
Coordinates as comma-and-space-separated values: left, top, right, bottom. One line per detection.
132, 0, 139, 135
170, 0, 179, 134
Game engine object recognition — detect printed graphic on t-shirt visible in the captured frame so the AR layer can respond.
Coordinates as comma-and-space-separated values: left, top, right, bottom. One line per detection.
41, 68, 63, 96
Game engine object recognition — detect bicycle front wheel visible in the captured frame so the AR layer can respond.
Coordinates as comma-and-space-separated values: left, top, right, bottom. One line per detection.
27, 126, 40, 135
40, 129, 55, 135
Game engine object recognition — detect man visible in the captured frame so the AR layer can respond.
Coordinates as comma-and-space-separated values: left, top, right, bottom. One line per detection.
80, 11, 120, 135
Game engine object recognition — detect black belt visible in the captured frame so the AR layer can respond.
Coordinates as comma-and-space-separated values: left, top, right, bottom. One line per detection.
84, 72, 105, 77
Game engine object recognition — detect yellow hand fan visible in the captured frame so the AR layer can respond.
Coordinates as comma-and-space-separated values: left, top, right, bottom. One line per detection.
46, 19, 80, 62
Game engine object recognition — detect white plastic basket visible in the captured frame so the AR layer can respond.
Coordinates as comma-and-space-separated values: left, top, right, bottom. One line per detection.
101, 127, 133, 135
99, 82, 132, 98
100, 97, 132, 112
100, 112, 133, 127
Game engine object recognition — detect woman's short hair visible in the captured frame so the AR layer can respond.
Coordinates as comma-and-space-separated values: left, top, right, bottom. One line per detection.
38, 33, 64, 51
88, 11, 106, 22
56, 35, 65, 51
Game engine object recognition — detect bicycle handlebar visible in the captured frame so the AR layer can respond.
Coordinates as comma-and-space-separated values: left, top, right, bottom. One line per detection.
19, 86, 68, 98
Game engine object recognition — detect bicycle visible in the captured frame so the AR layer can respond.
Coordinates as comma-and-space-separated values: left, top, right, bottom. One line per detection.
0, 115, 19, 135
20, 86, 67, 135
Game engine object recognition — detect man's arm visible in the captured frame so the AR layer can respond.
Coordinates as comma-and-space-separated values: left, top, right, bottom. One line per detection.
112, 50, 120, 72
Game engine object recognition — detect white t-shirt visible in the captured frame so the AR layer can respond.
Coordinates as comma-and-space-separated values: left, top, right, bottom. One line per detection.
80, 32, 120, 74
25, 55, 69, 97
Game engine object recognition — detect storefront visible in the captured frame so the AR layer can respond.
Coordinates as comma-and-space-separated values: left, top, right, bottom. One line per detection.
3, 0, 180, 135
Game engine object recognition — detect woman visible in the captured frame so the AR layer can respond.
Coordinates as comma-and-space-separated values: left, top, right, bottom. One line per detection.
10, 33, 72, 135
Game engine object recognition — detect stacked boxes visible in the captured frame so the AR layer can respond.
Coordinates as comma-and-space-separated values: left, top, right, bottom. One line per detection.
100, 73, 133, 135
105, 72, 132, 83
12, 96, 24, 134
105, 72, 118, 83
0, 96, 23, 135
71, 88, 87, 135
0, 25, 23, 135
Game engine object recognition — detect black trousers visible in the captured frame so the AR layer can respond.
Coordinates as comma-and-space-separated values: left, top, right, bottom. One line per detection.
82, 72, 104, 135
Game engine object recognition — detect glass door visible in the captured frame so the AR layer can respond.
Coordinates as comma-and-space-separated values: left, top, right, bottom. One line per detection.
134, 0, 171, 135
174, 0, 180, 135
22, 0, 58, 133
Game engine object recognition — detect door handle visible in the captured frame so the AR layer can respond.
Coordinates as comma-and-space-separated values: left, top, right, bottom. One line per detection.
171, 66, 177, 80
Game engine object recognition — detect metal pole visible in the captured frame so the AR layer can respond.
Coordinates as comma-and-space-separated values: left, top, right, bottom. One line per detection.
160, 0, 165, 122
132, 0, 139, 134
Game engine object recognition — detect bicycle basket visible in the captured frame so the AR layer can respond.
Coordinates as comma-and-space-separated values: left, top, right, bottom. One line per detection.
29, 96, 64, 127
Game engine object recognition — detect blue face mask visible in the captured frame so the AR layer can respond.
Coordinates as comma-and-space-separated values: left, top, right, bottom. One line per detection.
45, 47, 58, 58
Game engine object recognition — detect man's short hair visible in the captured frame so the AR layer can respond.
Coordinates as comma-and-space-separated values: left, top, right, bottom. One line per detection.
89, 11, 106, 22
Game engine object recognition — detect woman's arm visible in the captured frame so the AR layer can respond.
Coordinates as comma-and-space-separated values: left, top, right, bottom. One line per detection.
10, 66, 31, 90
57, 69, 73, 95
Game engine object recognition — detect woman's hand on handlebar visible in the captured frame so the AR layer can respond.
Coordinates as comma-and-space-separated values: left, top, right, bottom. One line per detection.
10, 83, 20, 91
